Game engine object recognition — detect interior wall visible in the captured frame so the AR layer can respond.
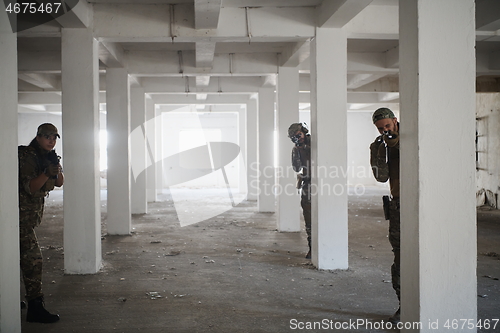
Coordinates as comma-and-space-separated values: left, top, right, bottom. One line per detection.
161, 111, 239, 188
476, 93, 500, 208
347, 112, 383, 188
17, 109, 395, 195
18, 113, 63, 158
293, 110, 386, 190
19, 113, 62, 144
19, 112, 107, 177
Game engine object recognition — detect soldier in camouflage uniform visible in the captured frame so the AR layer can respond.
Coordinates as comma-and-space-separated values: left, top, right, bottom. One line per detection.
369, 108, 400, 324
288, 123, 312, 259
19, 123, 64, 323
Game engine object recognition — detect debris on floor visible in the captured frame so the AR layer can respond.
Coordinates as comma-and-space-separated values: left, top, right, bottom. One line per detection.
146, 292, 163, 300
164, 250, 181, 256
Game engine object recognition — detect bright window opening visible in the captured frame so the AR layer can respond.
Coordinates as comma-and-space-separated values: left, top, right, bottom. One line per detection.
179, 129, 222, 152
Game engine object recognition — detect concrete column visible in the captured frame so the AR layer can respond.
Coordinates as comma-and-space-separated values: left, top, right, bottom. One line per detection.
399, 1, 477, 329
238, 107, 247, 194
145, 96, 157, 202
62, 28, 102, 274
310, 28, 348, 270
277, 66, 300, 232
257, 88, 276, 212
0, 9, 21, 332
130, 87, 148, 214
105, 68, 131, 235
155, 106, 164, 193
246, 98, 258, 201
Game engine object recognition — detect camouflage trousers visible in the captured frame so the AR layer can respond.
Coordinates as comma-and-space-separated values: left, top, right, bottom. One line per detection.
301, 182, 311, 249
19, 206, 45, 301
388, 198, 400, 302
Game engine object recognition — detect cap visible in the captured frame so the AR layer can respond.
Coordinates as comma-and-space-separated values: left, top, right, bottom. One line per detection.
37, 123, 60, 138
372, 107, 395, 124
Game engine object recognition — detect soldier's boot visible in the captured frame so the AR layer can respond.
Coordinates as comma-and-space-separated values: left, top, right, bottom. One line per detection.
26, 297, 60, 323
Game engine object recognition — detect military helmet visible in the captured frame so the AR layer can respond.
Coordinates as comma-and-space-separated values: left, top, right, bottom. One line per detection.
287, 122, 308, 138
372, 107, 395, 124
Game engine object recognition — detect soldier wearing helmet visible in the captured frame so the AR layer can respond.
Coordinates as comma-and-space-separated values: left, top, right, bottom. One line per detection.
369, 108, 400, 324
288, 122, 312, 259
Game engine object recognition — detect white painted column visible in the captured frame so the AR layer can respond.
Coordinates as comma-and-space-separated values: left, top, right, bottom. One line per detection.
145, 96, 157, 202
277, 67, 301, 232
0, 10, 21, 332
105, 68, 131, 235
257, 88, 276, 212
310, 28, 348, 270
130, 87, 148, 214
155, 106, 164, 193
62, 28, 102, 274
246, 98, 258, 201
238, 107, 247, 194
399, 1, 477, 330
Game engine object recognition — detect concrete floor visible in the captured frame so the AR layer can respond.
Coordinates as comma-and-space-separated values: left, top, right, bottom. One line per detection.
20, 187, 500, 333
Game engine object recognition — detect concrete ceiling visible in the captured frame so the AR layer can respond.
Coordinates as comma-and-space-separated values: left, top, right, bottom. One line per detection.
15, 0, 500, 113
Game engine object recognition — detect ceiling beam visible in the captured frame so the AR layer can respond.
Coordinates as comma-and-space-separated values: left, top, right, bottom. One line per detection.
280, 41, 310, 67
343, 3, 398, 39
349, 76, 399, 92
196, 76, 211, 87
385, 45, 399, 68
195, 41, 216, 68
93, 4, 315, 43
347, 73, 387, 89
297, 91, 399, 104
194, 0, 222, 30
127, 51, 280, 76
98, 42, 126, 68
16, 21, 61, 37
18, 91, 107, 105
317, 0, 373, 28
18, 92, 62, 105
18, 73, 60, 90
18, 105, 47, 113
18, 51, 61, 73
143, 76, 264, 93
51, 0, 92, 28
151, 93, 252, 105
19, 89, 401, 108
476, 0, 500, 31
261, 75, 277, 88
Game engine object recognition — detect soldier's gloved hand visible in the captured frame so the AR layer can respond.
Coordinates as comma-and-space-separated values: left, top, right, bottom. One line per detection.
370, 136, 384, 156
377, 142, 386, 158
291, 148, 302, 172
44, 164, 60, 177
383, 130, 399, 147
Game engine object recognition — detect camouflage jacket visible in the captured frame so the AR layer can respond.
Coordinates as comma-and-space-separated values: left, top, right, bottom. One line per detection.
18, 146, 56, 226
291, 135, 311, 180
370, 133, 400, 198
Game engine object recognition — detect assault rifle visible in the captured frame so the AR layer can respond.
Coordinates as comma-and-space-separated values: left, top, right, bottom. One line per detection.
383, 130, 397, 140
47, 149, 61, 179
